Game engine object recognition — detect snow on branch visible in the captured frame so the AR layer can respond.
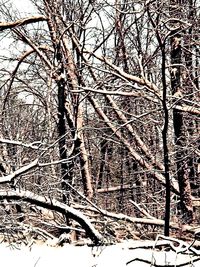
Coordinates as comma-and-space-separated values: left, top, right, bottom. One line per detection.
87, 51, 161, 98
0, 139, 46, 150
0, 189, 103, 244
126, 234, 200, 266
74, 203, 200, 237
0, 157, 74, 184
0, 159, 39, 184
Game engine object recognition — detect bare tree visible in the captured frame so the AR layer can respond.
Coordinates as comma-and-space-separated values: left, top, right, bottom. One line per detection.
0, 0, 199, 244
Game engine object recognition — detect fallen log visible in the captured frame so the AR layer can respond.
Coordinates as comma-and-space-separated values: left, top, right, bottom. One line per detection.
73, 203, 200, 236
0, 189, 103, 244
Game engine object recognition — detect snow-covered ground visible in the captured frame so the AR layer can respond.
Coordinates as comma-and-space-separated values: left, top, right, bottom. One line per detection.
1, 240, 200, 267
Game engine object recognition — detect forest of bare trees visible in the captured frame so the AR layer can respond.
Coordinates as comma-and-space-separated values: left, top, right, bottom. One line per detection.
0, 0, 199, 246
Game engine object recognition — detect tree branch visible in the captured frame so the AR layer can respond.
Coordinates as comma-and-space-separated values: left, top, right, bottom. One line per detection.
75, 203, 200, 239
0, 138, 46, 150
0, 157, 74, 184
0, 189, 103, 244
0, 16, 47, 31
0, 159, 39, 184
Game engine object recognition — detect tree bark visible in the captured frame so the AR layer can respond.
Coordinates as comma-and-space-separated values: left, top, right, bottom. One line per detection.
170, 0, 194, 223
45, 3, 93, 200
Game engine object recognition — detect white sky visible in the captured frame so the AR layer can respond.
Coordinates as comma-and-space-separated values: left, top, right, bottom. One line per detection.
11, 0, 37, 15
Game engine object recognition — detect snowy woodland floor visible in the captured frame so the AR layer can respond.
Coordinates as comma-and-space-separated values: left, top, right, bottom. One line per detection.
2, 238, 200, 267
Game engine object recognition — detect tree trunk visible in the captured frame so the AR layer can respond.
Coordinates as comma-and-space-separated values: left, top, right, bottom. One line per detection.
170, 0, 194, 223
45, 3, 93, 201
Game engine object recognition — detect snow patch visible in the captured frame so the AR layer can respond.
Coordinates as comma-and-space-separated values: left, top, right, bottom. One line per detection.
0, 241, 200, 267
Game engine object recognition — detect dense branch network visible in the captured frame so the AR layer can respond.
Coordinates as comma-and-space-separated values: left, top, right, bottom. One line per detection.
0, 0, 199, 248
